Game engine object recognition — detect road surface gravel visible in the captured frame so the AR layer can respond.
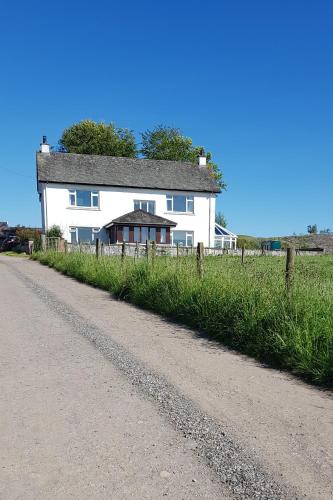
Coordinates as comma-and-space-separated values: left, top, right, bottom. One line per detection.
1, 255, 332, 499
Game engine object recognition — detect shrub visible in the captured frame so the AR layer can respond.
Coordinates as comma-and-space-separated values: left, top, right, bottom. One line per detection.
16, 227, 42, 251
46, 225, 63, 238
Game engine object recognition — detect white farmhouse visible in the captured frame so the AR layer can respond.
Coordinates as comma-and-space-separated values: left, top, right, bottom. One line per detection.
36, 137, 221, 247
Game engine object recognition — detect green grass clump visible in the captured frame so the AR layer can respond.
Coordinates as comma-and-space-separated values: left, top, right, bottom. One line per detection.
31, 251, 333, 387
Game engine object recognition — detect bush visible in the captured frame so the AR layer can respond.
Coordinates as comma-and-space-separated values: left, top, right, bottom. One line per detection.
16, 227, 42, 251
46, 225, 63, 238
237, 236, 261, 249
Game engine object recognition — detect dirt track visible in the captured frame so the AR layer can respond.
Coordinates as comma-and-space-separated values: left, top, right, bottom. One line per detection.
1, 255, 332, 499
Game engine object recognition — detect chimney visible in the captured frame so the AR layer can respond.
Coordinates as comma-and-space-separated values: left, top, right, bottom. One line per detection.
198, 147, 206, 167
40, 135, 50, 153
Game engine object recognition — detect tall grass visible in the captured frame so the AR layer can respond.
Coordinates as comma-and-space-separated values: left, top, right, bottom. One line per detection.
32, 251, 333, 387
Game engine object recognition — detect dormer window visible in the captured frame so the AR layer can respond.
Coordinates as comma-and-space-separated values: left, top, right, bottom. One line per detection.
69, 189, 99, 208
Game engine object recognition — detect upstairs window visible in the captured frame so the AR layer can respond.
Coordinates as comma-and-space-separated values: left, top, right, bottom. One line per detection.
166, 194, 194, 213
69, 189, 99, 208
133, 200, 155, 214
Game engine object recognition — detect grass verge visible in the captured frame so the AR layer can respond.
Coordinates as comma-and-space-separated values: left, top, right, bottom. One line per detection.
2, 251, 28, 257
32, 251, 333, 387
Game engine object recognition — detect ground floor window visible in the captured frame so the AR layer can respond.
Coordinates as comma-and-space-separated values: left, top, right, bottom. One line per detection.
70, 227, 100, 244
133, 226, 157, 243
109, 225, 170, 244
160, 227, 166, 243
171, 230, 193, 247
214, 238, 237, 249
123, 226, 129, 242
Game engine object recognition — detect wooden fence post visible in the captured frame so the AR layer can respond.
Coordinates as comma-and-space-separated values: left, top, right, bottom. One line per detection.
241, 246, 245, 265
146, 240, 150, 262
95, 238, 100, 259
101, 242, 104, 256
121, 241, 126, 262
151, 241, 156, 266
64, 240, 68, 254
176, 242, 179, 259
135, 241, 139, 261
285, 247, 295, 290
196, 242, 204, 278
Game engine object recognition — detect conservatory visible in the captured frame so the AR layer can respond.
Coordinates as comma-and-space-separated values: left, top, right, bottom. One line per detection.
214, 224, 238, 249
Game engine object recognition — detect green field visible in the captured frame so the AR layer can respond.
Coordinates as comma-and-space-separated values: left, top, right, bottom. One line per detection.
32, 251, 333, 387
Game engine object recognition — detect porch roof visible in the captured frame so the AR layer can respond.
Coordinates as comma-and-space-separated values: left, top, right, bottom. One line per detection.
104, 209, 177, 228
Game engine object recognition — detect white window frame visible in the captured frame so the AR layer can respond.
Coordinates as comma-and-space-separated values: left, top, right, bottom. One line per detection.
69, 189, 99, 209
133, 200, 155, 214
171, 230, 194, 247
166, 194, 194, 214
69, 227, 100, 244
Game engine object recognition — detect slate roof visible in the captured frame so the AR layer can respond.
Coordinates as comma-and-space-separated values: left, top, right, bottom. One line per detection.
104, 209, 177, 228
36, 152, 220, 193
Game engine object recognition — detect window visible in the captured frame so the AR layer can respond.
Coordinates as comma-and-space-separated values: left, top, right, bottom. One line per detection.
134, 227, 140, 242
141, 227, 149, 242
69, 190, 99, 208
123, 226, 129, 242
70, 227, 100, 244
132, 226, 158, 243
133, 200, 155, 214
171, 230, 194, 247
166, 194, 194, 213
160, 228, 166, 243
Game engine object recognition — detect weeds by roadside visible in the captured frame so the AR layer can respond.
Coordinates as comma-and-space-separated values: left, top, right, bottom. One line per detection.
31, 251, 333, 387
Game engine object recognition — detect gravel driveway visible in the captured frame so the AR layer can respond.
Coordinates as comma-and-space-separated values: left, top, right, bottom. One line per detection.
1, 255, 332, 499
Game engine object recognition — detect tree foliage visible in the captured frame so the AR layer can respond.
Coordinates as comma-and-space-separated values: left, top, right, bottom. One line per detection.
59, 120, 137, 158
237, 235, 261, 249
46, 225, 63, 238
307, 224, 318, 234
215, 212, 227, 227
16, 227, 41, 242
141, 125, 226, 190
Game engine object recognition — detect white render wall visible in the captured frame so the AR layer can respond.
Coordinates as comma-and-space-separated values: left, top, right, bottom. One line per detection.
39, 183, 216, 247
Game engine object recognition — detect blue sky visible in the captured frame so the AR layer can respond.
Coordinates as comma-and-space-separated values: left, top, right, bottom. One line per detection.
0, 0, 332, 236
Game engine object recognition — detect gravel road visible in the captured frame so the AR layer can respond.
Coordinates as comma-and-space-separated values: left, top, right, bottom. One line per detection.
1, 255, 332, 499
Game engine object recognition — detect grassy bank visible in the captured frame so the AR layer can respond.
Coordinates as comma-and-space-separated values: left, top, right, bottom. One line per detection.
32, 251, 333, 387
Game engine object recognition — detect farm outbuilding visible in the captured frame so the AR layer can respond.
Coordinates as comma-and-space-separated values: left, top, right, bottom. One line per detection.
261, 240, 281, 251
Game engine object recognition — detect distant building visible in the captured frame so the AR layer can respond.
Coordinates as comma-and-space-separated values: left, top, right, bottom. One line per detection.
261, 240, 281, 251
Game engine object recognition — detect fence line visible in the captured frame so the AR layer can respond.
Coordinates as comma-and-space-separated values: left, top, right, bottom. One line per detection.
63, 242, 324, 258
41, 238, 328, 287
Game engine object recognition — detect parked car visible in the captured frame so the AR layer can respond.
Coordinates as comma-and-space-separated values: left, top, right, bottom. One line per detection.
0, 235, 20, 252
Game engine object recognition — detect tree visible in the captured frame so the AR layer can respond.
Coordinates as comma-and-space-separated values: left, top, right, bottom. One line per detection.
141, 125, 226, 190
46, 225, 63, 238
307, 224, 318, 234
215, 212, 227, 227
59, 120, 137, 158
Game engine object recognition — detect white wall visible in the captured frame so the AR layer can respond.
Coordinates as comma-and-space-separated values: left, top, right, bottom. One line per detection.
40, 183, 216, 247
